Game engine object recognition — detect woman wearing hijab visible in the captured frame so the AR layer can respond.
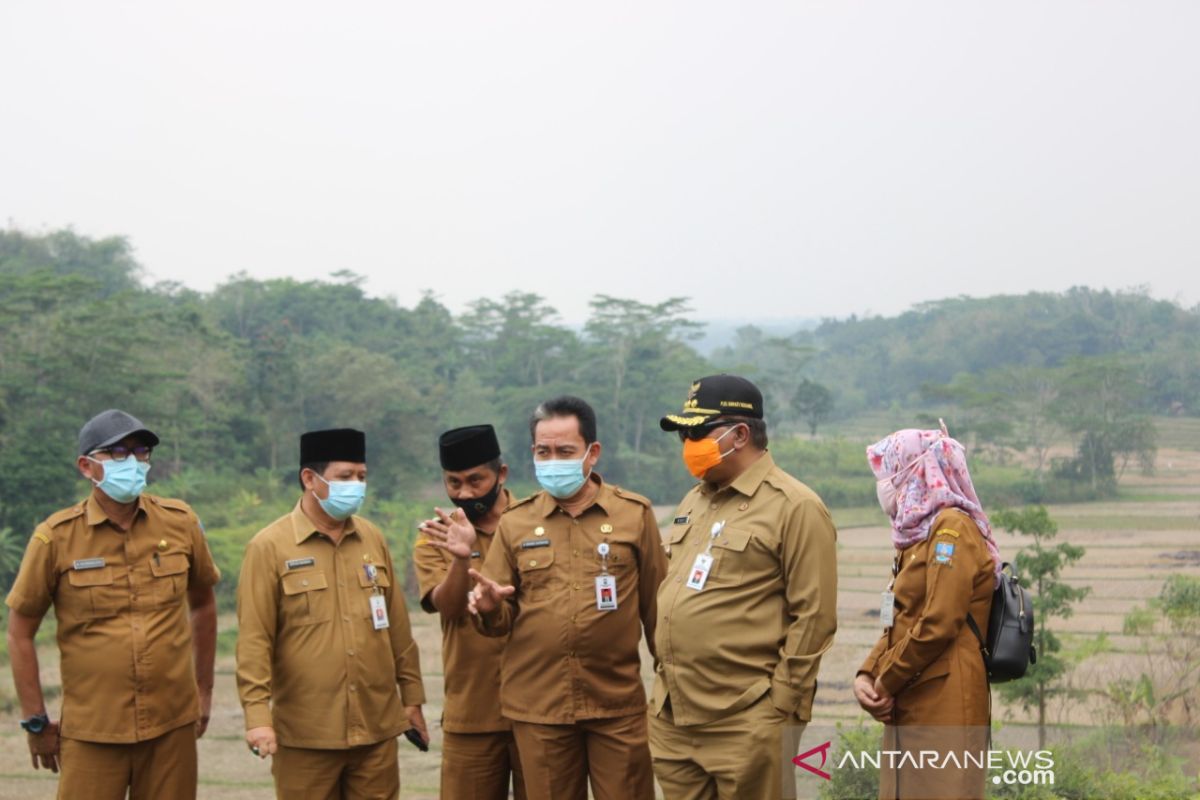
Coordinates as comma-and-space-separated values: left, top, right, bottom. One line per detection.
853, 423, 1002, 800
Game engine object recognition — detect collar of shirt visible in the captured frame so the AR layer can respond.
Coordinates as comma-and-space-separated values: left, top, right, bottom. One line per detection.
531, 473, 616, 518
84, 493, 146, 529
701, 451, 776, 499
289, 500, 360, 545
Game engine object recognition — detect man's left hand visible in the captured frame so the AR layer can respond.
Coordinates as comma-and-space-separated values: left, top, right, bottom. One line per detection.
405, 705, 429, 746
196, 685, 213, 738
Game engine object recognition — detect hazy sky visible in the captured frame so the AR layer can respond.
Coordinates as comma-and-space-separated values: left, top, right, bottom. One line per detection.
3, 1, 1198, 322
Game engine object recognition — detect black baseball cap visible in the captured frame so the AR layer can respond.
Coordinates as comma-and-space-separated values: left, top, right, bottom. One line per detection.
660, 374, 764, 431
78, 409, 160, 456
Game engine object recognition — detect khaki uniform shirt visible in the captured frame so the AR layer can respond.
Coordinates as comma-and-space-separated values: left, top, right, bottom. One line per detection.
412, 489, 513, 734
858, 508, 993, 724
476, 477, 667, 725
5, 493, 221, 744
652, 453, 838, 726
235, 502, 425, 749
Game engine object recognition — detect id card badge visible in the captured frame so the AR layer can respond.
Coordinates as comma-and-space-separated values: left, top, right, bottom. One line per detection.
595, 574, 618, 611
880, 591, 895, 628
686, 552, 713, 591
369, 594, 390, 630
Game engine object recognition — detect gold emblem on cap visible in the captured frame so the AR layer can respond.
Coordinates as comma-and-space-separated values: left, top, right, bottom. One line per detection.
157, 539, 168, 550
535, 526, 545, 535
600, 524, 613, 534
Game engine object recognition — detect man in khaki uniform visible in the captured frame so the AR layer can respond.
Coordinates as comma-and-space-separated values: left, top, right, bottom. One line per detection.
468, 396, 668, 800
413, 424, 525, 800
5, 409, 220, 799
651, 375, 839, 800
236, 428, 427, 800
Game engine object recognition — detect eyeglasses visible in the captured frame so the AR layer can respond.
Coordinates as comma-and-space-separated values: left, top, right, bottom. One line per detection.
677, 420, 740, 442
90, 445, 153, 462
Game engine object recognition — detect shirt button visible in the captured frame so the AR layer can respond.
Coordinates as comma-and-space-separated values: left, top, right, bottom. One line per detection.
301, 579, 310, 587
710, 503, 718, 510
347, 649, 355, 656
349, 684, 357, 692
568, 650, 575, 657
571, 615, 577, 623
572, 583, 579, 590
343, 615, 350, 622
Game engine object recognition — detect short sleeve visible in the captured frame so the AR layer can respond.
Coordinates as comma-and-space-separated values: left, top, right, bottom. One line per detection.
4, 525, 58, 618
188, 514, 221, 589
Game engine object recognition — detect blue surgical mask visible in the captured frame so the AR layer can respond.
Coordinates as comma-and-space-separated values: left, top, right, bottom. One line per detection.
314, 474, 366, 520
534, 454, 592, 499
88, 456, 150, 503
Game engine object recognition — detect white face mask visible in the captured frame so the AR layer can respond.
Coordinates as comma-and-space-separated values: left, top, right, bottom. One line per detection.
876, 479, 898, 518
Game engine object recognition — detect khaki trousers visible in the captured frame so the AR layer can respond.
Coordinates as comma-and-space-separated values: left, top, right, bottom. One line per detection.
272, 736, 399, 800
511, 713, 654, 800
649, 694, 807, 800
441, 729, 526, 800
58, 722, 198, 800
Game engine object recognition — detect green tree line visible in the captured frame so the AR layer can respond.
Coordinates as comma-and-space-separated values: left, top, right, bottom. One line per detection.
2, 228, 1196, 597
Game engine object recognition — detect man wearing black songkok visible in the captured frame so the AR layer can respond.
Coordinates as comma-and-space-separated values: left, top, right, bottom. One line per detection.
414, 425, 525, 800
236, 428, 428, 799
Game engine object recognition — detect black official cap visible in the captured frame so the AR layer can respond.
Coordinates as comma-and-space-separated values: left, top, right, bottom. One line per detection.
439, 425, 501, 471
300, 428, 366, 465
659, 374, 764, 431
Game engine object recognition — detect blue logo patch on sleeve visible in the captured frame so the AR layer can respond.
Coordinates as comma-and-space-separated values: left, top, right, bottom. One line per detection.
935, 542, 955, 557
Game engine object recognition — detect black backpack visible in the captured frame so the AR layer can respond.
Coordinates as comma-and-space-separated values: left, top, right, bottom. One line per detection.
966, 562, 1037, 683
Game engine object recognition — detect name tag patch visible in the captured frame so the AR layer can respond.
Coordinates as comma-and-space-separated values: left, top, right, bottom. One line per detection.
286, 557, 316, 570
73, 558, 105, 571
673, 515, 690, 525
520, 539, 551, 550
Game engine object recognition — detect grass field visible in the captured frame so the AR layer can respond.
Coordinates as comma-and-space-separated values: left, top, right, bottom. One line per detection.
2, 418, 1197, 798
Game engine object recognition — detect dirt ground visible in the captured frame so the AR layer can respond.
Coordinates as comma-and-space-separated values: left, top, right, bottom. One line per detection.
2, 428, 1197, 798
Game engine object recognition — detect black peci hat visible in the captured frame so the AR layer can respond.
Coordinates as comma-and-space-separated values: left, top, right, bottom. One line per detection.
439, 425, 501, 471
300, 428, 366, 465
660, 374, 764, 431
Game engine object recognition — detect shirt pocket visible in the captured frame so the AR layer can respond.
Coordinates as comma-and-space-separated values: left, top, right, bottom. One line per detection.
665, 524, 690, 560
280, 570, 332, 625
149, 552, 190, 606
66, 566, 129, 620
356, 564, 392, 617
709, 528, 753, 585
587, 541, 636, 578
516, 548, 556, 604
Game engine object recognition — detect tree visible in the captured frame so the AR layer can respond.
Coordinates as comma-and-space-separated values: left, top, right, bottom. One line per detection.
792, 379, 833, 437
992, 506, 1090, 749
1051, 357, 1157, 493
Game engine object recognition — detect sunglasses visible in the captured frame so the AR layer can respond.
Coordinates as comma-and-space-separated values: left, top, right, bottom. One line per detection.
676, 419, 742, 442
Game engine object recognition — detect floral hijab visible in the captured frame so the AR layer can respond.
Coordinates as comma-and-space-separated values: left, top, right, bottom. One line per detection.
867, 423, 1002, 584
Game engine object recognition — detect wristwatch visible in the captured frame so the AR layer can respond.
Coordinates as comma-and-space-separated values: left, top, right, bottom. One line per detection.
20, 714, 49, 734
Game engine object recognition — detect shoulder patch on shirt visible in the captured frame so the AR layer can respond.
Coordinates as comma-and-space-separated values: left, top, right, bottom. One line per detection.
519, 539, 551, 550
935, 528, 960, 538
934, 541, 955, 564
286, 557, 316, 570
503, 493, 539, 512
32, 530, 51, 545
45, 504, 85, 529
149, 496, 193, 515
612, 486, 652, 508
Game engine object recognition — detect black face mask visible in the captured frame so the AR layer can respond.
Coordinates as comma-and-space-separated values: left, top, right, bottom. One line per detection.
451, 477, 502, 522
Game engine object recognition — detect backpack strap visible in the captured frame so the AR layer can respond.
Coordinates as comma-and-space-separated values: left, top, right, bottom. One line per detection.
965, 614, 989, 660
965, 610, 994, 752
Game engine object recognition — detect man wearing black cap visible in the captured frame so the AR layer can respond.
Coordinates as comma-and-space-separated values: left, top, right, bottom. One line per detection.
5, 409, 221, 799
650, 376, 839, 800
413, 424, 525, 800
235, 428, 427, 800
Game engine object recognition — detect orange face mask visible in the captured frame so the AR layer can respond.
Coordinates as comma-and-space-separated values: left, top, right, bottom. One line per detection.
681, 427, 737, 479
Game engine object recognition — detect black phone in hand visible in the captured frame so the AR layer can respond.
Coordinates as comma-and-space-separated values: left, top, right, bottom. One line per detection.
403, 728, 428, 752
